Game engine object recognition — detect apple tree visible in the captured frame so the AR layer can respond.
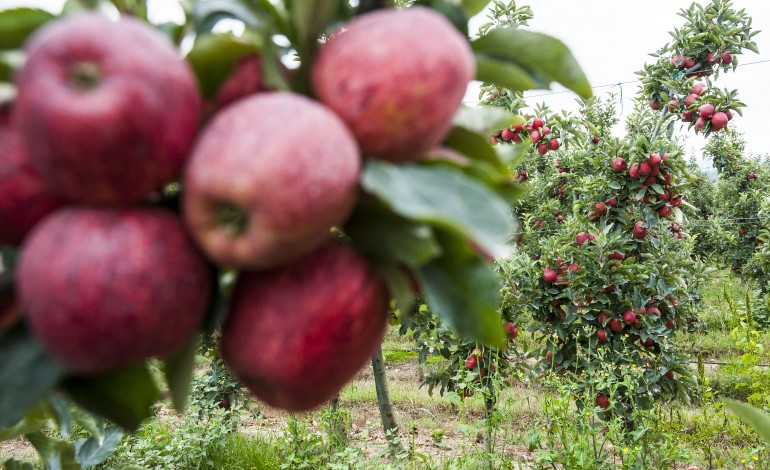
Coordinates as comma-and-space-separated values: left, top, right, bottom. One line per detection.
489, 0, 759, 419
0, 0, 592, 465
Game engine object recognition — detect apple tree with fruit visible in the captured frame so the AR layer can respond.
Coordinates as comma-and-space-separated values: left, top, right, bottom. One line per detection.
0, 0, 592, 466
486, 0, 758, 419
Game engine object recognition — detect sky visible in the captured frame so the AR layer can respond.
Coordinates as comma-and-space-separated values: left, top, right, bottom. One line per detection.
5, 0, 769, 163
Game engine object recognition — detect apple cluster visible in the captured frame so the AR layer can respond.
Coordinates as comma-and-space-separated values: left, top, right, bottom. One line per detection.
1, 7, 475, 411
491, 117, 560, 155
655, 82, 735, 133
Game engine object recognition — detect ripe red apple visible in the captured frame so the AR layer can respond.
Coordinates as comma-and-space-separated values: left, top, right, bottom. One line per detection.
633, 221, 647, 240
694, 116, 706, 132
532, 118, 545, 129
505, 322, 519, 340
682, 110, 694, 122
623, 311, 637, 326
648, 153, 662, 166
683, 58, 696, 69
691, 83, 706, 96
698, 103, 715, 119
608, 318, 623, 333
659, 205, 673, 218
666, 100, 678, 111
594, 202, 608, 216
312, 7, 474, 162
706, 52, 720, 65
684, 93, 699, 107
670, 55, 684, 68
724, 109, 733, 121
665, 319, 676, 329
530, 129, 542, 143
548, 139, 560, 151
672, 196, 683, 208
598, 312, 609, 324
646, 307, 661, 317
608, 251, 625, 261
607, 198, 618, 206
629, 162, 641, 179
638, 162, 652, 176
0, 126, 65, 246
597, 330, 608, 343
214, 54, 275, 111
721, 52, 733, 64
611, 157, 627, 172
511, 133, 523, 143
465, 355, 478, 369
183, 93, 360, 270
595, 394, 610, 409
14, 13, 200, 205
18, 207, 213, 374
221, 242, 388, 411
576, 232, 590, 246
710, 112, 728, 131
537, 143, 548, 155
501, 128, 516, 141
541, 126, 551, 135
640, 338, 654, 348
543, 266, 558, 283
592, 136, 600, 145
649, 100, 661, 110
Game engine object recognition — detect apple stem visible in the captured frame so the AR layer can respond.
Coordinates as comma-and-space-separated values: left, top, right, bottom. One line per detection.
216, 202, 250, 236
70, 62, 102, 91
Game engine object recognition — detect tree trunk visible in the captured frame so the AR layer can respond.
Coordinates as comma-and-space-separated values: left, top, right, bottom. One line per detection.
371, 346, 402, 454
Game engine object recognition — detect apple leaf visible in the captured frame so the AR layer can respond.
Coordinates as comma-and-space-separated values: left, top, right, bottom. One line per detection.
472, 28, 592, 99
724, 399, 770, 444
417, 231, 505, 347
75, 426, 123, 468
443, 126, 505, 171
163, 334, 200, 412
192, 0, 262, 32
287, 0, 340, 94
452, 106, 516, 137
62, 363, 160, 432
26, 431, 80, 470
0, 322, 67, 428
0, 8, 54, 51
186, 33, 261, 99
2, 459, 34, 470
475, 56, 540, 91
0, 404, 50, 441
361, 161, 514, 259
346, 199, 442, 267
460, 0, 493, 16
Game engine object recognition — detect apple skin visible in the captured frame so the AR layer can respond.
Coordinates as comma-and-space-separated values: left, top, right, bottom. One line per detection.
0, 126, 65, 246
183, 92, 360, 270
13, 13, 200, 205
311, 7, 474, 162
18, 207, 213, 374
221, 242, 389, 412
214, 54, 277, 112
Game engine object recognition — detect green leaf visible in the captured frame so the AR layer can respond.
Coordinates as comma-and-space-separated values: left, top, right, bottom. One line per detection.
47, 394, 73, 439
373, 263, 417, 313
724, 399, 770, 444
3, 459, 34, 470
26, 431, 80, 470
186, 34, 261, 99
0, 8, 54, 50
443, 126, 504, 171
1, 246, 19, 270
192, 0, 261, 33
417, 232, 505, 347
472, 28, 592, 98
451, 105, 516, 136
461, 0, 492, 16
0, 405, 49, 441
475, 56, 538, 91
0, 322, 67, 427
287, 0, 339, 94
75, 426, 123, 468
163, 334, 200, 412
345, 200, 442, 267
360, 161, 515, 259
70, 408, 102, 442
62, 363, 160, 432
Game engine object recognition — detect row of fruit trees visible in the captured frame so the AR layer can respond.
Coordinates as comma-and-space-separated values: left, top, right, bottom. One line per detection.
1, 0, 770, 468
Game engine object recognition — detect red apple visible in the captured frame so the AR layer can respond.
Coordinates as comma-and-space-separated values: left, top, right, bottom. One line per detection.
633, 221, 647, 240
684, 93, 699, 107
691, 83, 706, 96
548, 139, 560, 151
465, 355, 478, 369
597, 330, 608, 343
214, 54, 275, 111
543, 266, 558, 283
698, 103, 715, 119
312, 7, 474, 162
501, 128, 515, 141
648, 153, 662, 166
505, 322, 519, 340
611, 157, 627, 172
14, 13, 200, 205
608, 318, 623, 333
649, 100, 661, 110
532, 118, 544, 129
183, 93, 360, 270
683, 58, 696, 69
710, 112, 728, 131
18, 207, 213, 373
537, 143, 548, 155
576, 232, 591, 246
221, 242, 388, 411
0, 126, 65, 246
629, 162, 641, 179
721, 52, 733, 64
659, 205, 673, 218
595, 394, 610, 409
